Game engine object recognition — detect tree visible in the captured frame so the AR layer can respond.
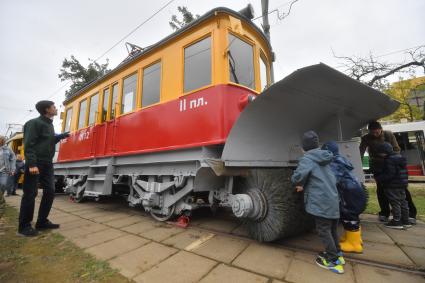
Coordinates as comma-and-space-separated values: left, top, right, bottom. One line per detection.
334, 46, 425, 90
384, 77, 424, 122
169, 6, 199, 31
58, 55, 110, 98
334, 46, 425, 121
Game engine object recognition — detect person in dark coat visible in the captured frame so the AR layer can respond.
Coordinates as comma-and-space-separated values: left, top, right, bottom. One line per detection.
374, 142, 411, 229
291, 131, 344, 274
0, 135, 16, 216
322, 141, 367, 253
18, 100, 69, 237
12, 154, 25, 195
360, 121, 400, 222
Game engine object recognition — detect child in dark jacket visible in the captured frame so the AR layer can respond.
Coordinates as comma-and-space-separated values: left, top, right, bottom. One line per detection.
322, 141, 367, 253
374, 142, 410, 229
291, 131, 344, 274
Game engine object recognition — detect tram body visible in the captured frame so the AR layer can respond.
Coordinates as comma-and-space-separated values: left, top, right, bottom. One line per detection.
54, 7, 399, 241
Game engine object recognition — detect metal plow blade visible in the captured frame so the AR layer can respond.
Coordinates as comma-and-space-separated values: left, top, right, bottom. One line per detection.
222, 63, 400, 166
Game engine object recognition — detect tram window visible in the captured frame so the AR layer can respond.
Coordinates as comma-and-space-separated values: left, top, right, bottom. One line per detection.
88, 93, 99, 126
110, 83, 119, 119
184, 36, 211, 92
64, 107, 73, 132
101, 88, 109, 122
142, 62, 161, 107
122, 73, 138, 114
78, 99, 87, 129
259, 55, 268, 91
228, 34, 255, 89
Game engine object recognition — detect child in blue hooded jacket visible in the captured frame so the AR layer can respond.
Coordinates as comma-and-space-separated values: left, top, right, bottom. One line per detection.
291, 131, 344, 274
322, 141, 367, 253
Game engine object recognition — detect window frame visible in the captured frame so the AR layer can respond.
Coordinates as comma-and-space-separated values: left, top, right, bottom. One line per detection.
87, 92, 99, 126
63, 106, 73, 133
120, 71, 139, 115
110, 82, 120, 119
226, 31, 257, 91
100, 86, 111, 122
77, 98, 88, 129
182, 33, 213, 95
141, 60, 162, 109
259, 50, 270, 92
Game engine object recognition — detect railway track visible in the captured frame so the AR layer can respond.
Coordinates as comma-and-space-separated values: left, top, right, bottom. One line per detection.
56, 195, 425, 277
183, 214, 425, 277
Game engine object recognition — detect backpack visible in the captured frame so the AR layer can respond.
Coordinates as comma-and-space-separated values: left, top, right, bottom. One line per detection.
337, 171, 368, 217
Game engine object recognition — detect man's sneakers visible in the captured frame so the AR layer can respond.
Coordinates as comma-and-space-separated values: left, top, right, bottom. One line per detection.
384, 219, 404, 230
18, 226, 38, 237
18, 220, 60, 236
315, 256, 344, 274
35, 220, 60, 230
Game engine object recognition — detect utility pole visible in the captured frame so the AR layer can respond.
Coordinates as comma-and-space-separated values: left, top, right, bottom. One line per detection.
261, 0, 275, 83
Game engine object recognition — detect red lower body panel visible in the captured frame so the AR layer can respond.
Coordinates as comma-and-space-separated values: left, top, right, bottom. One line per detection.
57, 85, 254, 163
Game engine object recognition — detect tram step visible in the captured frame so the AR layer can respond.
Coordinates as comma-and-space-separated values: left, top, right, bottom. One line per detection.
87, 175, 106, 181
89, 164, 107, 168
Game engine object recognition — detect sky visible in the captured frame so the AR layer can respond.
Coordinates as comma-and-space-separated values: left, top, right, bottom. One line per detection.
0, 0, 424, 136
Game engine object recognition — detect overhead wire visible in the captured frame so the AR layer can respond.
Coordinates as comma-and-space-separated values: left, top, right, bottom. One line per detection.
252, 0, 299, 21
15, 0, 177, 125
373, 44, 425, 59
93, 0, 175, 63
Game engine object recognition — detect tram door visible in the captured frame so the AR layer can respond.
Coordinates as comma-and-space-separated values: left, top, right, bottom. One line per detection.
415, 131, 425, 175
94, 123, 105, 156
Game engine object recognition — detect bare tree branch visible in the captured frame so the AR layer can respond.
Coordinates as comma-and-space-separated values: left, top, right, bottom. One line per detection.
368, 58, 425, 86
333, 45, 425, 89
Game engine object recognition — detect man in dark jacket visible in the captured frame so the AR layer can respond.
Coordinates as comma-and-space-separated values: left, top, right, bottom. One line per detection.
374, 142, 410, 229
18, 100, 69, 236
360, 121, 400, 222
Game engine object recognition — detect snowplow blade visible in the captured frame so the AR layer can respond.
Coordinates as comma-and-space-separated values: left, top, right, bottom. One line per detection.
222, 63, 400, 166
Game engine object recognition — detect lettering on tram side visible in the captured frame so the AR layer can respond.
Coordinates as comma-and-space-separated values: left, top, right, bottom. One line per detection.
179, 97, 208, 112
77, 129, 90, 141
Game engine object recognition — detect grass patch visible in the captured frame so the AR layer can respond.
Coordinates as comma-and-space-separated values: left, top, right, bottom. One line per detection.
364, 183, 425, 220
0, 205, 132, 283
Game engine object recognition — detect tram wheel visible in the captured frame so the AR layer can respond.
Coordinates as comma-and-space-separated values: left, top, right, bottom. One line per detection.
150, 205, 176, 222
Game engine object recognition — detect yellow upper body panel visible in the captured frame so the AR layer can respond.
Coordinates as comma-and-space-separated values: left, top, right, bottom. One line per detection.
62, 9, 272, 132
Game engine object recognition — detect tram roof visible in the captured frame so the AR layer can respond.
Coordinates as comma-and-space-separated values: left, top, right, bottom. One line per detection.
64, 7, 271, 104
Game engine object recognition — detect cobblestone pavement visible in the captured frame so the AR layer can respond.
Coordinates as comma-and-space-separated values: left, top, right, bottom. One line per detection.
4, 193, 425, 283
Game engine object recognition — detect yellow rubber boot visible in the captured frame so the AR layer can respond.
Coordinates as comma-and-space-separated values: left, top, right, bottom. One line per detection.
359, 227, 363, 245
340, 230, 363, 253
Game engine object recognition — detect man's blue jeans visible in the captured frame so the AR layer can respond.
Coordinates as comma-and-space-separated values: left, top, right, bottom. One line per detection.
0, 173, 8, 216
0, 173, 8, 193
6, 175, 14, 195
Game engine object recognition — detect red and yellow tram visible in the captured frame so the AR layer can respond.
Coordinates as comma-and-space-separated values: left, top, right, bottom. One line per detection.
54, 7, 399, 241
